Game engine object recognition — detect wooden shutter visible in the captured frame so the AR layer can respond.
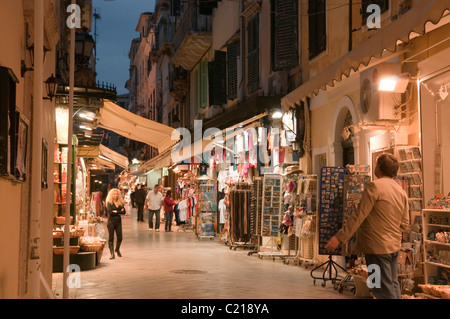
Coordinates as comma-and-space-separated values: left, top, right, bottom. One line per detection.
247, 13, 259, 94
227, 41, 239, 100
200, 60, 208, 108
0, 67, 18, 177
308, 0, 326, 59
171, 0, 181, 16
199, 0, 218, 15
272, 0, 298, 70
209, 50, 227, 105
194, 69, 199, 115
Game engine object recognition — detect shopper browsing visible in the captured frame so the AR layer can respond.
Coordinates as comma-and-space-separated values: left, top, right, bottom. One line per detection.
145, 184, 164, 231
325, 153, 410, 299
135, 184, 147, 222
105, 188, 126, 259
164, 189, 176, 232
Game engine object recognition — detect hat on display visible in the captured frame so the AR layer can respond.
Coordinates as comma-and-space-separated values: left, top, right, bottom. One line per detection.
282, 165, 303, 176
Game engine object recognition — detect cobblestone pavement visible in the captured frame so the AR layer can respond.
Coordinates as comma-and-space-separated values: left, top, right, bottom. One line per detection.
52, 206, 358, 299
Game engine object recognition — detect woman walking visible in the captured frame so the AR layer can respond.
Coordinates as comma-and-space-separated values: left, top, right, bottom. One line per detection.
105, 188, 126, 259
164, 189, 176, 232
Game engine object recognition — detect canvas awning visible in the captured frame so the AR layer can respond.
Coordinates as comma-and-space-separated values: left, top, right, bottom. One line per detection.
281, 0, 450, 111
98, 100, 178, 153
77, 144, 129, 169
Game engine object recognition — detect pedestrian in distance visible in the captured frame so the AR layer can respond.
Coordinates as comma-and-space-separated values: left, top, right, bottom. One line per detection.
105, 188, 127, 259
164, 189, 176, 232
325, 153, 410, 299
135, 183, 147, 222
145, 184, 164, 231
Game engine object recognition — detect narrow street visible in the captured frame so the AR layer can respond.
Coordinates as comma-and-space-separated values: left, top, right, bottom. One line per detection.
52, 205, 356, 299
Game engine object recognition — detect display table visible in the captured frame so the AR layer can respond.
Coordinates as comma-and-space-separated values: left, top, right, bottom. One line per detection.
52, 251, 97, 272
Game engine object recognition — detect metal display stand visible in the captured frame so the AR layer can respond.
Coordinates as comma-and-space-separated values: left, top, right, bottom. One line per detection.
257, 174, 289, 262
311, 167, 348, 287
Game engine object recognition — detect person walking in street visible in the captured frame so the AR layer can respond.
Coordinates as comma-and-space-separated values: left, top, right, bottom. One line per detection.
325, 153, 410, 299
164, 189, 176, 232
135, 184, 147, 222
145, 184, 163, 231
105, 188, 126, 259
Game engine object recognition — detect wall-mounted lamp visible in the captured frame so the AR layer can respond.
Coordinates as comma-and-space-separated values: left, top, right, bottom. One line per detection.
378, 73, 411, 93
271, 109, 283, 119
43, 74, 58, 101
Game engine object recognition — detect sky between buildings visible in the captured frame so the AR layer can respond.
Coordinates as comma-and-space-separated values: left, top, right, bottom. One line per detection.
94, 0, 156, 95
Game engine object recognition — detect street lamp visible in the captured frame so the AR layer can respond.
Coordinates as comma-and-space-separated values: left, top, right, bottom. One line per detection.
75, 28, 95, 67
44, 74, 58, 101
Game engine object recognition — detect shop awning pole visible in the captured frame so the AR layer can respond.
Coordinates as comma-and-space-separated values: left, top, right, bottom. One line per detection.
27, 0, 44, 299
63, 0, 76, 299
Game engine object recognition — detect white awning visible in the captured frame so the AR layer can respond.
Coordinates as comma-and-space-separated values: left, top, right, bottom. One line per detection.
99, 145, 129, 169
77, 144, 130, 169
281, 0, 450, 111
98, 100, 178, 153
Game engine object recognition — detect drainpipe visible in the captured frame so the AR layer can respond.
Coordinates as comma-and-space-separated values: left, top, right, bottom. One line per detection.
348, 0, 352, 51
63, 0, 76, 299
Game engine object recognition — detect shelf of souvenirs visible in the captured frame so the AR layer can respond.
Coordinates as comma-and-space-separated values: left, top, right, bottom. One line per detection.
424, 261, 450, 270
424, 240, 450, 247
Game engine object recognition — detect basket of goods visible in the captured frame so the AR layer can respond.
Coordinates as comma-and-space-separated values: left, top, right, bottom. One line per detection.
55, 216, 73, 225
53, 246, 80, 255
79, 236, 106, 252
79, 236, 107, 263
70, 228, 85, 238
53, 230, 64, 239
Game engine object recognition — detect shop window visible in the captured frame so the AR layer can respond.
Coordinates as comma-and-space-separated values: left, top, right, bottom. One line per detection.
247, 13, 259, 94
308, 0, 326, 60
271, 0, 298, 71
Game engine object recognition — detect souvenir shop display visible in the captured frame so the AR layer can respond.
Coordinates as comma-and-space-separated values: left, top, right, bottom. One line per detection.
396, 146, 423, 222
176, 188, 197, 232
421, 207, 450, 298
293, 174, 318, 267
341, 165, 371, 257
228, 182, 258, 250
258, 174, 288, 261
310, 167, 348, 287
197, 181, 217, 239
317, 167, 345, 255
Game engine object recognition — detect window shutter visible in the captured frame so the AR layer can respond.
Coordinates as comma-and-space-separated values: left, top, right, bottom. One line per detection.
199, 0, 218, 15
209, 50, 227, 106
171, 0, 181, 16
200, 60, 208, 108
227, 41, 239, 100
0, 67, 18, 177
247, 13, 259, 94
273, 0, 298, 70
195, 69, 199, 115
308, 0, 326, 59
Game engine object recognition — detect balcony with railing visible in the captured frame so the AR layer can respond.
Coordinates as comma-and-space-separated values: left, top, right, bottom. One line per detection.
172, 6, 212, 71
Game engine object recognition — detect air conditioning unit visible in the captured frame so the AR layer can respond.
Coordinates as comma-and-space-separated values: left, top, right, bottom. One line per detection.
359, 63, 403, 123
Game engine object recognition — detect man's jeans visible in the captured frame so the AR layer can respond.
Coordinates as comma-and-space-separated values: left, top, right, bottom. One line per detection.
148, 209, 160, 230
365, 251, 401, 299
